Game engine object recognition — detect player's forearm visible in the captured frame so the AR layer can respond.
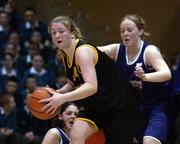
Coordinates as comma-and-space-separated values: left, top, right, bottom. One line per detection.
62, 83, 97, 102
56, 82, 74, 94
144, 70, 171, 82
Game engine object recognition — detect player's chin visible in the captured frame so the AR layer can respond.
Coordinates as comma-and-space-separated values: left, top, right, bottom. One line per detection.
68, 121, 74, 128
124, 41, 131, 46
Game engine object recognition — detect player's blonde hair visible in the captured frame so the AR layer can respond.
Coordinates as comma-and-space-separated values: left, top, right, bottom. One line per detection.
48, 15, 82, 38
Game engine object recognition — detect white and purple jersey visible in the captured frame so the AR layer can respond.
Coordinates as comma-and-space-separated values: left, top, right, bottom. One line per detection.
116, 40, 176, 143
116, 40, 171, 106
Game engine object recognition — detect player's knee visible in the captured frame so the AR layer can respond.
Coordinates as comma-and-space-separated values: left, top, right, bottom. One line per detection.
70, 121, 87, 140
70, 120, 96, 143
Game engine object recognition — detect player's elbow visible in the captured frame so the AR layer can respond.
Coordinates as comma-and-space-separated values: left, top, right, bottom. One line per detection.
164, 70, 172, 81
85, 82, 98, 96
94, 85, 98, 93
91, 84, 98, 94
90, 83, 98, 94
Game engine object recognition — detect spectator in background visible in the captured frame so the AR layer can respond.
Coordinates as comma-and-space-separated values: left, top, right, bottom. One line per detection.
0, 53, 17, 76
16, 43, 40, 78
2, 76, 23, 108
19, 7, 50, 45
0, 11, 15, 49
3, 2, 22, 30
0, 53, 18, 93
7, 31, 27, 56
3, 43, 20, 61
20, 74, 38, 99
21, 54, 56, 89
26, 30, 54, 63
17, 93, 49, 144
0, 93, 22, 144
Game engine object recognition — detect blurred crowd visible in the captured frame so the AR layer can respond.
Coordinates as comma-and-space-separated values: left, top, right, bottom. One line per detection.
0, 0, 67, 144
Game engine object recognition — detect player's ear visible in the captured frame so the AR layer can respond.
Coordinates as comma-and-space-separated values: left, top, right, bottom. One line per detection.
59, 114, 62, 120
71, 32, 75, 39
139, 28, 144, 36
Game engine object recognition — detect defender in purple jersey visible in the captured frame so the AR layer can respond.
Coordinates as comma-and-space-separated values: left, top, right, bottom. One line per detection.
98, 14, 176, 144
42, 102, 79, 144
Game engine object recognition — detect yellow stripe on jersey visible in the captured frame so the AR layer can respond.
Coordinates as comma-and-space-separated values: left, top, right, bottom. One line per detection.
62, 57, 67, 74
75, 44, 99, 73
75, 117, 99, 131
73, 66, 80, 81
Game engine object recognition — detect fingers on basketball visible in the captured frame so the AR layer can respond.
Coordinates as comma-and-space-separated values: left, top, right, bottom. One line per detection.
27, 87, 61, 120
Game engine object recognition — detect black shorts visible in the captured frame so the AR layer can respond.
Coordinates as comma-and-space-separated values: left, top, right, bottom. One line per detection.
77, 107, 139, 144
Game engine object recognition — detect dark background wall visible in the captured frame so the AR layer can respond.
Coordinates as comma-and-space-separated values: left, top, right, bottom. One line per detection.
18, 0, 180, 62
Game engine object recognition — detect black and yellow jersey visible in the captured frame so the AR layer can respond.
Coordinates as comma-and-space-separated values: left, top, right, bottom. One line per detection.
63, 39, 139, 113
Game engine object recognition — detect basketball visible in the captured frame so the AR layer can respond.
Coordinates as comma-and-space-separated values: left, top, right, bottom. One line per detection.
28, 87, 60, 120
85, 130, 105, 144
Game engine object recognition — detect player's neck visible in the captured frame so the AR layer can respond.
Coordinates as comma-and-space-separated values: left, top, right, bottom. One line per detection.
64, 38, 78, 67
128, 39, 142, 54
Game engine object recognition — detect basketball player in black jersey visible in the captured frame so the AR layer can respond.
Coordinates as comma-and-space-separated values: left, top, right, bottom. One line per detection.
40, 15, 140, 144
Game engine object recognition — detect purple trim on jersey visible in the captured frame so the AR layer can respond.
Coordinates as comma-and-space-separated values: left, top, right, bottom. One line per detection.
174, 54, 180, 93
57, 128, 70, 144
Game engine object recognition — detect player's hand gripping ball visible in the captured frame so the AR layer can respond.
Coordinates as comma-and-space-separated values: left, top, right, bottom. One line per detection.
28, 87, 60, 120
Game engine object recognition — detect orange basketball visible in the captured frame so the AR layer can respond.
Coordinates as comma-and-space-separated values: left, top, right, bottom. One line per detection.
28, 87, 60, 120
85, 130, 105, 144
